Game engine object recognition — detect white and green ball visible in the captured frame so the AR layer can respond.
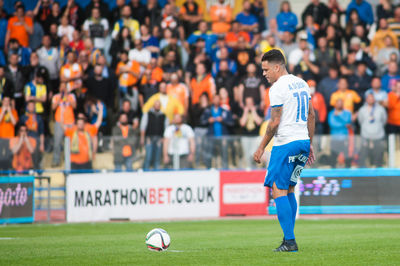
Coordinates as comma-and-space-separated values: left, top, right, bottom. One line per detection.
145, 228, 171, 251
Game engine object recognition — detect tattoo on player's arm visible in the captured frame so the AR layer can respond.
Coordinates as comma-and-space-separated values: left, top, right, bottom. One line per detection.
266, 106, 282, 137
307, 101, 315, 143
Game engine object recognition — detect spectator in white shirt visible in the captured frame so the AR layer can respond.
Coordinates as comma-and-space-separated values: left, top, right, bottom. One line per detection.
288, 32, 315, 72
163, 114, 195, 169
57, 15, 74, 42
82, 7, 109, 50
128, 39, 151, 66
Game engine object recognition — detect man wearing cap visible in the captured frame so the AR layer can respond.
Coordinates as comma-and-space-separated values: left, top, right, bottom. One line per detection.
288, 32, 316, 73
349, 37, 376, 72
24, 69, 47, 116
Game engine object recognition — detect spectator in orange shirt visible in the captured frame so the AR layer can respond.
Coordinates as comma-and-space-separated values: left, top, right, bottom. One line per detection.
179, 0, 203, 36
387, 80, 400, 134
225, 20, 251, 48
0, 96, 18, 139
64, 115, 96, 170
112, 112, 136, 171
9, 124, 36, 172
5, 4, 33, 48
148, 57, 164, 82
51, 82, 77, 167
167, 72, 189, 114
76, 112, 102, 158
330, 77, 361, 113
190, 63, 216, 105
308, 80, 327, 134
263, 87, 271, 115
116, 50, 141, 106
60, 50, 83, 92
20, 100, 45, 169
210, 0, 232, 34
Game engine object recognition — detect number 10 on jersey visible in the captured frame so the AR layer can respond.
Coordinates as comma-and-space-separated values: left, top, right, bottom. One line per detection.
293, 91, 309, 122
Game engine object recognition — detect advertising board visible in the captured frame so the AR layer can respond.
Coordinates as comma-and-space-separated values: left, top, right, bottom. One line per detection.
268, 169, 400, 214
220, 170, 269, 216
0, 176, 35, 224
67, 170, 220, 222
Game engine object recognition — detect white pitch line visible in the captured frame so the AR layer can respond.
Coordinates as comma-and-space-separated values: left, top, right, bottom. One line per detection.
0, 237, 16, 240
167, 250, 184, 253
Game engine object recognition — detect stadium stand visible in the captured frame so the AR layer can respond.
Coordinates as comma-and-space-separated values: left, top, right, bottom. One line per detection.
0, 0, 398, 176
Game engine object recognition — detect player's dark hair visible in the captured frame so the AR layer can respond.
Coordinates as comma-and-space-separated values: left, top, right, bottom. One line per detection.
261, 49, 285, 65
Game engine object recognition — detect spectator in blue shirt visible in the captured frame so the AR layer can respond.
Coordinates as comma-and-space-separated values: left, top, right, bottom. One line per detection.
28, 11, 44, 51
7, 38, 31, 67
140, 24, 160, 58
381, 61, 400, 92
0, 50, 5, 66
0, 15, 7, 50
328, 98, 353, 167
346, 0, 374, 25
235, 0, 258, 33
364, 77, 388, 105
211, 47, 237, 77
201, 95, 234, 168
187, 21, 217, 56
328, 98, 352, 137
276, 1, 298, 33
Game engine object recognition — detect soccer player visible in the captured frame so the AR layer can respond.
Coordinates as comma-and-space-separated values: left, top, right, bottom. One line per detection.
253, 50, 315, 252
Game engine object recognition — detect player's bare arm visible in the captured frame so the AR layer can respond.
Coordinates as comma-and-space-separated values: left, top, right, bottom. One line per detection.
307, 101, 316, 165
253, 106, 282, 163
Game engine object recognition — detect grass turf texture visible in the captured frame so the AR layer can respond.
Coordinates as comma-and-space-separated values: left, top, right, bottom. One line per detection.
1, 219, 399, 265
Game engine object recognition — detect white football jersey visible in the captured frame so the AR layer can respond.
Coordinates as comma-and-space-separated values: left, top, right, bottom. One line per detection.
269, 74, 311, 146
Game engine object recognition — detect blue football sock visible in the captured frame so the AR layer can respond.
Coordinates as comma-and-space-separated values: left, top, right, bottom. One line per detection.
287, 193, 297, 227
275, 195, 295, 240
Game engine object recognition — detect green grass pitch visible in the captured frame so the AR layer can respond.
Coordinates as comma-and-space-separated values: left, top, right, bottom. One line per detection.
1, 219, 399, 265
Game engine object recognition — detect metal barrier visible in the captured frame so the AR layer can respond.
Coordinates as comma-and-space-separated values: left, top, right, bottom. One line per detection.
63, 134, 391, 171
35, 176, 51, 223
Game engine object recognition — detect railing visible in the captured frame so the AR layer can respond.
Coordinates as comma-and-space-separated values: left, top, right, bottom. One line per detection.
63, 134, 392, 171
0, 134, 394, 173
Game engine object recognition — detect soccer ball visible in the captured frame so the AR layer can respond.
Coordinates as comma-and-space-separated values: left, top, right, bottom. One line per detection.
145, 228, 171, 251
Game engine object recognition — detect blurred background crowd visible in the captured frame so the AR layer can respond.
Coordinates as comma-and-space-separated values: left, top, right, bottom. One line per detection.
0, 0, 398, 172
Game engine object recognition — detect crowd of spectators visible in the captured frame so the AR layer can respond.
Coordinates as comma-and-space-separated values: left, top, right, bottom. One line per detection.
0, 0, 398, 171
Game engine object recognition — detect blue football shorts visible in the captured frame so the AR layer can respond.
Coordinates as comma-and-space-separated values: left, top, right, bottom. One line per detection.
264, 139, 310, 190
